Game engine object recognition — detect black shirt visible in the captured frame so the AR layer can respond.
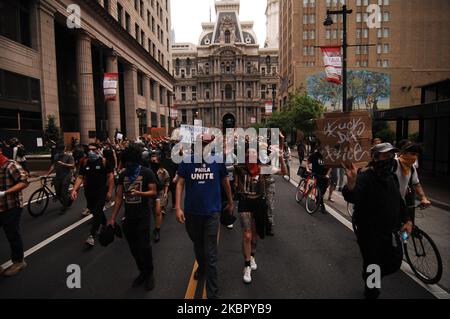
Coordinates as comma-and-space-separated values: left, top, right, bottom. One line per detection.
118, 167, 157, 218
79, 157, 113, 193
162, 157, 178, 180
308, 151, 327, 177
54, 153, 75, 179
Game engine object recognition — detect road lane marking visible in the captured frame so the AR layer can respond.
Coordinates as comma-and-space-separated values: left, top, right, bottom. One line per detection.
288, 178, 450, 299
1, 214, 93, 270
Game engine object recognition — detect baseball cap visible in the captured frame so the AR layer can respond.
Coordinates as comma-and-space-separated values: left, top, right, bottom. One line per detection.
371, 142, 398, 154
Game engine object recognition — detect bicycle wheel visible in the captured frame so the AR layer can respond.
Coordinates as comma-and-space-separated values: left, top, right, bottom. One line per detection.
28, 189, 50, 217
295, 179, 307, 203
306, 186, 321, 215
404, 228, 443, 285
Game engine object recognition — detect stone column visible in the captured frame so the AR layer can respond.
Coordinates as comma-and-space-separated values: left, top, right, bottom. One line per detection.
124, 64, 139, 139
155, 83, 161, 127
76, 32, 96, 143
106, 53, 121, 140
37, 2, 60, 128
144, 75, 151, 131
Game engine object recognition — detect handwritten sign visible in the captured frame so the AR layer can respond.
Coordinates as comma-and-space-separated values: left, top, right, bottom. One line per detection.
315, 111, 372, 168
149, 128, 166, 139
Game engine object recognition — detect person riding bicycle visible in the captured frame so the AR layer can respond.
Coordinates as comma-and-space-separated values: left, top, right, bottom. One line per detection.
342, 143, 414, 299
306, 142, 331, 214
394, 141, 431, 221
45, 144, 75, 214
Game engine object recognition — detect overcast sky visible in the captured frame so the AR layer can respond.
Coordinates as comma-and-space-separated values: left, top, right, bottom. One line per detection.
171, 0, 267, 47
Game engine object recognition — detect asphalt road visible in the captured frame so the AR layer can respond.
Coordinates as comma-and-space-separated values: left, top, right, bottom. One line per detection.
0, 178, 436, 299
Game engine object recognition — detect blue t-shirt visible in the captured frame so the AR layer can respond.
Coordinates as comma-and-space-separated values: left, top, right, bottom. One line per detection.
178, 155, 227, 216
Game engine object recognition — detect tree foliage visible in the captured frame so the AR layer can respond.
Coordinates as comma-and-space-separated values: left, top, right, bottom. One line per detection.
44, 115, 61, 146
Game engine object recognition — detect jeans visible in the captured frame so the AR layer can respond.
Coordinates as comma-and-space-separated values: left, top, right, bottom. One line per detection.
0, 207, 24, 262
123, 213, 154, 276
85, 190, 107, 237
54, 174, 72, 209
185, 213, 220, 299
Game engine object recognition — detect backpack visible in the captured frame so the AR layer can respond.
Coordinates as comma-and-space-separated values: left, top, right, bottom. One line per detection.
16, 146, 26, 158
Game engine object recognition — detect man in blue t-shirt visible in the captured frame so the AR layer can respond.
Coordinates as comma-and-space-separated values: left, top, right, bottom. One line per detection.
175, 139, 233, 299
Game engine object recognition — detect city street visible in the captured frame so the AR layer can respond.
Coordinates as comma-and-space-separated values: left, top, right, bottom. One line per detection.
0, 177, 443, 299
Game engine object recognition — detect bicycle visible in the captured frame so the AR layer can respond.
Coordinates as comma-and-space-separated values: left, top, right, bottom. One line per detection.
28, 177, 65, 217
403, 204, 443, 285
295, 172, 322, 214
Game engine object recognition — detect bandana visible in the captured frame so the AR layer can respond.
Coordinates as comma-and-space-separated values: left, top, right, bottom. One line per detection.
398, 154, 418, 176
0, 153, 9, 168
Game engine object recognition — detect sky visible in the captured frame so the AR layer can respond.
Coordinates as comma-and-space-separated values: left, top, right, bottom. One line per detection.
171, 0, 267, 47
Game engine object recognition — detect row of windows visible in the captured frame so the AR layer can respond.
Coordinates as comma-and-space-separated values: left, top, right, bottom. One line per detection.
115, 1, 169, 70
303, 45, 390, 56
136, 72, 170, 106
0, 0, 31, 48
356, 11, 390, 23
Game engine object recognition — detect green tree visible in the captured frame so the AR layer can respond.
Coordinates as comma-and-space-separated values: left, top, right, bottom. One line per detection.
44, 115, 61, 147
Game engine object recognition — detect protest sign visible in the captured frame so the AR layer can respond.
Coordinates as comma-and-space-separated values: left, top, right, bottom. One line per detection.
315, 111, 372, 168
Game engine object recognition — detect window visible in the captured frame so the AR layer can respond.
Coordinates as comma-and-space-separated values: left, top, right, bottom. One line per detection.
303, 14, 308, 24
225, 84, 233, 100
181, 86, 186, 101
383, 12, 390, 22
377, 28, 382, 38
147, 11, 150, 27
150, 81, 156, 100
356, 0, 361, 6
326, 30, 331, 39
356, 13, 362, 23
383, 43, 390, 54
303, 31, 308, 40
332, 29, 337, 39
310, 30, 315, 39
377, 59, 382, 67
205, 91, 210, 100
181, 110, 187, 124
151, 112, 158, 127
125, 13, 130, 32
152, 17, 155, 33
141, 30, 145, 45
137, 72, 144, 96
377, 44, 382, 54
247, 90, 252, 99
140, 0, 144, 17
356, 29, 361, 38
363, 29, 368, 38
135, 24, 140, 41
160, 115, 165, 127
192, 86, 197, 101
0, 0, 31, 47
383, 28, 390, 37
383, 59, 389, 67
310, 14, 315, 24
117, 4, 123, 26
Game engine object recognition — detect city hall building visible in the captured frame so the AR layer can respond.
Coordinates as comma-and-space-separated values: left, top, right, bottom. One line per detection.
172, 0, 279, 129
0, 0, 175, 148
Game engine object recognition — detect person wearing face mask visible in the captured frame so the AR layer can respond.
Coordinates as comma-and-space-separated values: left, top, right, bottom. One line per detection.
342, 143, 413, 299
108, 144, 158, 291
45, 144, 75, 214
394, 141, 431, 225
149, 153, 170, 242
71, 143, 114, 247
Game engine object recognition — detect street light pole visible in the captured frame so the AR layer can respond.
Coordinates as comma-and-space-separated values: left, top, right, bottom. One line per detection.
324, 5, 353, 112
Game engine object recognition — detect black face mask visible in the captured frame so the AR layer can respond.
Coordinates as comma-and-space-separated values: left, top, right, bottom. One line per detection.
150, 162, 160, 173
373, 158, 395, 178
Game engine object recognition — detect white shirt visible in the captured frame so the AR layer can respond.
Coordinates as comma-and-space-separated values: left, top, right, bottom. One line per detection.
394, 159, 419, 199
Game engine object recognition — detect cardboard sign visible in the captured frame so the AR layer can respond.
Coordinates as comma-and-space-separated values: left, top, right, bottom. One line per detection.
149, 128, 166, 139
104, 73, 118, 101
315, 111, 372, 168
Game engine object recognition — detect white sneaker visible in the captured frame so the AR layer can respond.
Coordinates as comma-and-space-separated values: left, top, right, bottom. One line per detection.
81, 208, 91, 217
227, 224, 234, 230
85, 235, 95, 247
243, 266, 252, 284
250, 256, 257, 271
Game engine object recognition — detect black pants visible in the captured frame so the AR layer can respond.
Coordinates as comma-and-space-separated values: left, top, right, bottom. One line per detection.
123, 213, 154, 277
356, 230, 403, 293
0, 207, 24, 262
185, 213, 219, 299
85, 190, 107, 237
54, 174, 72, 209
317, 177, 329, 207
168, 182, 176, 207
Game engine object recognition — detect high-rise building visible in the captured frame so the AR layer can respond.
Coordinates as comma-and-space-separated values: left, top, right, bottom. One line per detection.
0, 0, 175, 146
265, 0, 279, 48
279, 0, 450, 111
172, 0, 278, 129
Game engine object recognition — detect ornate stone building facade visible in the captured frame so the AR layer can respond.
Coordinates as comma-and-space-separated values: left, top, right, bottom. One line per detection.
172, 0, 278, 129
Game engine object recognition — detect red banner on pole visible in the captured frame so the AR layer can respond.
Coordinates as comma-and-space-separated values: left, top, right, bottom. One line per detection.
321, 47, 342, 84
103, 73, 118, 101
